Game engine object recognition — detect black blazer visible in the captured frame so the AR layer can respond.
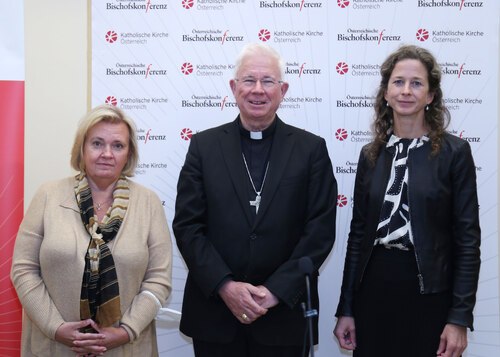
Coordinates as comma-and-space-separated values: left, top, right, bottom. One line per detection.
173, 117, 337, 345
336, 133, 481, 330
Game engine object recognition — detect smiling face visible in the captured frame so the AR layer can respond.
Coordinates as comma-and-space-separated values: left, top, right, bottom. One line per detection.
83, 121, 130, 187
230, 52, 289, 131
384, 59, 434, 125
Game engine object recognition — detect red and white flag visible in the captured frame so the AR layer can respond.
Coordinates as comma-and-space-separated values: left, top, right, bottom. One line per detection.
0, 1, 24, 355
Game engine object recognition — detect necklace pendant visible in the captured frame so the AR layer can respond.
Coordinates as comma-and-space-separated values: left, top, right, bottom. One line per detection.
242, 153, 269, 216
249, 193, 261, 214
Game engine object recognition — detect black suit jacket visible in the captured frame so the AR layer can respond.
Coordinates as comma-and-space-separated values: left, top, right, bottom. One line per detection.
173, 117, 337, 345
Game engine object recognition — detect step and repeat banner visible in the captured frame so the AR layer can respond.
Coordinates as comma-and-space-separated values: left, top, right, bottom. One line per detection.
91, 1, 499, 356
0, 1, 24, 356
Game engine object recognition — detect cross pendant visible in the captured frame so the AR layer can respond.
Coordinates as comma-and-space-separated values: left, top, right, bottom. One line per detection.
249, 194, 261, 214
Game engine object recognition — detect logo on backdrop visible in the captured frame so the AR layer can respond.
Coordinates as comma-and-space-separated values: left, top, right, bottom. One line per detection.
106, 63, 168, 78
182, 0, 194, 9
280, 97, 303, 110
337, 94, 375, 109
351, 130, 372, 142
264, 29, 324, 43
180, 128, 193, 141
137, 128, 167, 145
259, 1, 323, 11
336, 62, 349, 75
181, 63, 194, 75
337, 0, 350, 8
336, 160, 358, 175
416, 28, 485, 43
338, 29, 401, 43
280, 94, 323, 109
440, 62, 482, 77
183, 0, 247, 11
182, 94, 237, 110
336, 128, 373, 143
135, 129, 169, 169
336, 61, 380, 76
105, 0, 168, 12
136, 162, 168, 175
182, 29, 244, 44
335, 128, 348, 141
105, 96, 118, 106
285, 62, 322, 76
417, 0, 484, 10
337, 194, 348, 207
180, 62, 232, 77
416, 29, 430, 42
439, 130, 482, 176
104, 95, 168, 110
106, 31, 169, 45
106, 30, 118, 43
337, 0, 402, 10
444, 96, 482, 111
259, 29, 272, 42
458, 130, 481, 143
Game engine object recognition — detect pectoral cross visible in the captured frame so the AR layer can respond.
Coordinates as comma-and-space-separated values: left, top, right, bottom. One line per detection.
250, 193, 261, 214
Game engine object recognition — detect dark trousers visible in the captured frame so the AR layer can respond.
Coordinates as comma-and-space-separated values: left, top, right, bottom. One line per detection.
193, 325, 309, 357
353, 246, 451, 357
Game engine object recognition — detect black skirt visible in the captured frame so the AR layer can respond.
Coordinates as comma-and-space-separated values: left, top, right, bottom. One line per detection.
353, 245, 451, 357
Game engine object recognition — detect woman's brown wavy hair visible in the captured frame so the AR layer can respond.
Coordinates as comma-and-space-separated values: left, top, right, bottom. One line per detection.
365, 44, 450, 165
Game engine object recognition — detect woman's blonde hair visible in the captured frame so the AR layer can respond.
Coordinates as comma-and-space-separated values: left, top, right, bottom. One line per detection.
70, 104, 138, 176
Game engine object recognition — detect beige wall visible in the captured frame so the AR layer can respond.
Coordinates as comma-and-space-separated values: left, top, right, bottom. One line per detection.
24, 0, 88, 207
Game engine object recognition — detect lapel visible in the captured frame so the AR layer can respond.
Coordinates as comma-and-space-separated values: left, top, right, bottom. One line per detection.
253, 117, 295, 228
60, 178, 82, 214
218, 118, 253, 226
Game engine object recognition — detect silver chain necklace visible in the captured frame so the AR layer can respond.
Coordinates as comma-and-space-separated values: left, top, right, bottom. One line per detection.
242, 153, 269, 214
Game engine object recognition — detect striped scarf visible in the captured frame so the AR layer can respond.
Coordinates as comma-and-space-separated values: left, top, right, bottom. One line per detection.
74, 173, 129, 328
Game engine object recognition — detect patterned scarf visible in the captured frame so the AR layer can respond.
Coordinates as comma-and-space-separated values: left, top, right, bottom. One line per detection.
74, 173, 129, 328
374, 135, 428, 250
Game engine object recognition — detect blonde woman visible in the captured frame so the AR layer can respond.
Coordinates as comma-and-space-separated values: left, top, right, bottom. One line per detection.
12, 105, 172, 356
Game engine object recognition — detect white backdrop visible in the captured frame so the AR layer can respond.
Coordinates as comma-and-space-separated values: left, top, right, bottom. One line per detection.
91, 1, 499, 356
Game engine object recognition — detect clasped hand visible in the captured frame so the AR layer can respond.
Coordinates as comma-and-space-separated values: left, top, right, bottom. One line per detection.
55, 319, 129, 356
219, 281, 278, 324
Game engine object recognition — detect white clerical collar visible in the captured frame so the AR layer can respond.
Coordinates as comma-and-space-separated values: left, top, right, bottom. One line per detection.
238, 117, 277, 140
250, 131, 263, 140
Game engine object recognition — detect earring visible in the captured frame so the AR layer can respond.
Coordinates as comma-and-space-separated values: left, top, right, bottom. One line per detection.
425, 105, 429, 111
386, 101, 389, 107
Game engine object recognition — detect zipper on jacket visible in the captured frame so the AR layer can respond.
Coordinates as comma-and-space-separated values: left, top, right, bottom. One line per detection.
407, 146, 425, 294
417, 273, 424, 294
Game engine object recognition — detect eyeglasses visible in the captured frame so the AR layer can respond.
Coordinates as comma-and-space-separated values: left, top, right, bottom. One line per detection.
235, 77, 283, 89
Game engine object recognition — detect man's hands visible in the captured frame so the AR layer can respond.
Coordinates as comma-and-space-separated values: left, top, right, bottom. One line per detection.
219, 281, 278, 324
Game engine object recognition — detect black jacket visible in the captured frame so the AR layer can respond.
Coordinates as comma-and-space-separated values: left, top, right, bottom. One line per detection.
336, 132, 480, 330
174, 118, 337, 344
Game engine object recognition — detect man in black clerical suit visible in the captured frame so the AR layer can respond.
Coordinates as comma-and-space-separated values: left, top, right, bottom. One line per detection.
173, 43, 337, 357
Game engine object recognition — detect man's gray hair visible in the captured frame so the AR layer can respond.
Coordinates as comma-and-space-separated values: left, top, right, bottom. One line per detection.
234, 42, 285, 80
